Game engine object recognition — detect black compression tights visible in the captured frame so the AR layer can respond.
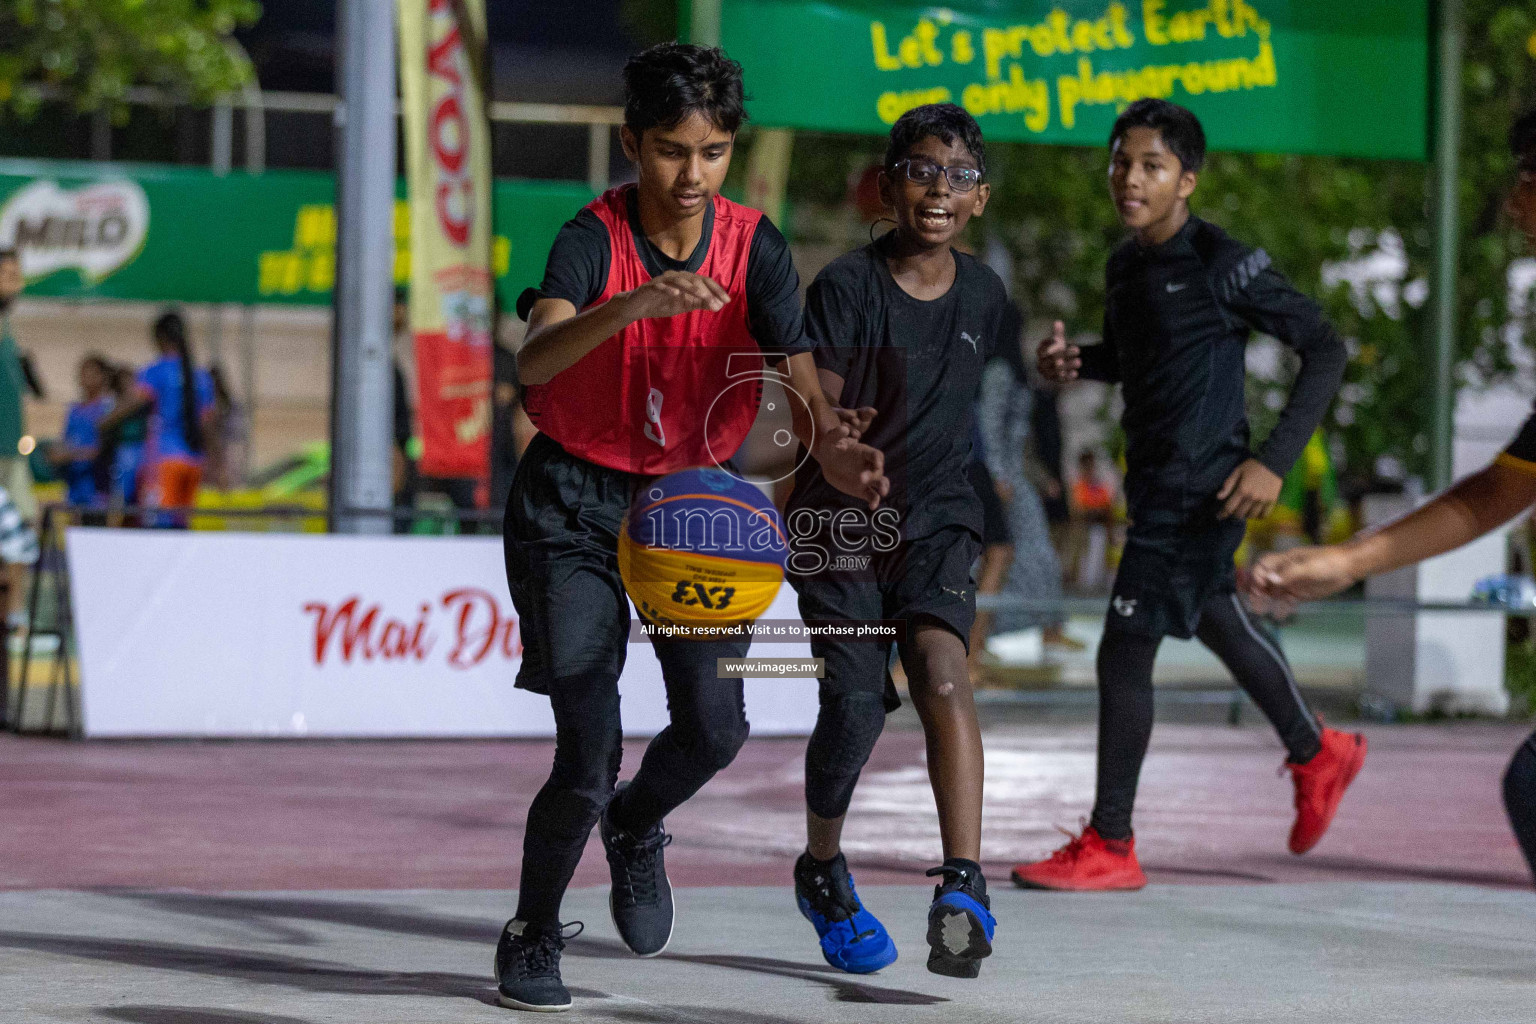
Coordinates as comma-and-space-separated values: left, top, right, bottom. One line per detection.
1503, 730, 1536, 882
514, 661, 749, 928
1090, 590, 1324, 841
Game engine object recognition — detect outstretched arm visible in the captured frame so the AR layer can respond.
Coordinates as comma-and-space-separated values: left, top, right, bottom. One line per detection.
1250, 460, 1536, 602
781, 352, 886, 510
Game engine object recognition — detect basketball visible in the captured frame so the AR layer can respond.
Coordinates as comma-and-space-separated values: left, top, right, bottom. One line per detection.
618, 467, 787, 628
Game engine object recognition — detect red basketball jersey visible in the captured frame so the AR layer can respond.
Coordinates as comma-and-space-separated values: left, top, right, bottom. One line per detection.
522, 186, 767, 475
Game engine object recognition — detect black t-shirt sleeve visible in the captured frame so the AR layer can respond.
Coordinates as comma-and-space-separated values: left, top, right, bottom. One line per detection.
802, 271, 864, 380
744, 217, 812, 358
515, 209, 609, 321
986, 276, 1016, 364
1501, 403, 1536, 474
1218, 251, 1347, 477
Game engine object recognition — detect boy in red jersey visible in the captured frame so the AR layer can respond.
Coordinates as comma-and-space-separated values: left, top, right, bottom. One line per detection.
496, 43, 886, 1013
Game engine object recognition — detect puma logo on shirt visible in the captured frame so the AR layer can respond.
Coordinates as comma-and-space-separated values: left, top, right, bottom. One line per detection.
961, 331, 980, 352
1165, 281, 1188, 293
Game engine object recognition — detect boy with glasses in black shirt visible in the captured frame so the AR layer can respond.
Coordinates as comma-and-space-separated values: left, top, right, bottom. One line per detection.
788, 103, 1002, 980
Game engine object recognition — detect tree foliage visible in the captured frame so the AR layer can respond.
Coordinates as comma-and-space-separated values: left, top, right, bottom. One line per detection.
782, 1, 1536, 484
0, 0, 262, 119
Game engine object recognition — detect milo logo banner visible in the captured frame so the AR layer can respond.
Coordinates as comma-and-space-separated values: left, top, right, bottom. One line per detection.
398, 0, 495, 482
712, 1, 1428, 160
0, 178, 149, 283
0, 159, 594, 309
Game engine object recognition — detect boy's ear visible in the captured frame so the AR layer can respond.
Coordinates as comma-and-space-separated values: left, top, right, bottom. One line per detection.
971, 181, 992, 217
876, 169, 897, 212
1177, 168, 1199, 202
620, 126, 641, 163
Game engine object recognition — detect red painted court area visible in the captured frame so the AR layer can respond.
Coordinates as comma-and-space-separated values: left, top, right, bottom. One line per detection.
0, 719, 1529, 893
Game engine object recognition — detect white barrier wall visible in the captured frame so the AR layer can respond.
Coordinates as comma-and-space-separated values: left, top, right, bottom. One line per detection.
67, 528, 819, 738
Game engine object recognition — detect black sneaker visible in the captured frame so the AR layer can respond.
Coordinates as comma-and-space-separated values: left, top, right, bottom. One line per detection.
494, 918, 581, 1012
925, 859, 996, 979
600, 781, 675, 956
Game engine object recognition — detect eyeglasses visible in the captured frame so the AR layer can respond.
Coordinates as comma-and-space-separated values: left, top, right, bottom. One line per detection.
892, 158, 982, 193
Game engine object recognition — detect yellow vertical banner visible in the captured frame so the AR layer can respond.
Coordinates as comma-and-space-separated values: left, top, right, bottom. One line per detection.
397, 0, 493, 484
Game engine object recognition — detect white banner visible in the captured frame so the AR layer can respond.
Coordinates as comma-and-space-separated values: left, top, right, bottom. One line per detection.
67, 529, 819, 738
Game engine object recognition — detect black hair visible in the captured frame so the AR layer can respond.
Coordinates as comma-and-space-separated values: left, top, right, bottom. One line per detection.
622, 43, 746, 138
152, 308, 205, 456
1511, 109, 1536, 169
209, 362, 234, 409
1110, 98, 1206, 172
81, 353, 111, 376
0, 247, 16, 265
884, 103, 987, 179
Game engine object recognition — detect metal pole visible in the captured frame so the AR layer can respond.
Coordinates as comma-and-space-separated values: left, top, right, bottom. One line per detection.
329, 0, 396, 534
211, 99, 234, 175
691, 0, 723, 47
587, 123, 611, 194
89, 111, 111, 162
1430, 0, 1463, 492
241, 304, 258, 447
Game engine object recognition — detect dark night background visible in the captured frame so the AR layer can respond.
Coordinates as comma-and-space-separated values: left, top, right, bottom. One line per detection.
1, 0, 665, 178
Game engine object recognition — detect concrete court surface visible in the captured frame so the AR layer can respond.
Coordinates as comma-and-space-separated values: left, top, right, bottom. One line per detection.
1, 882, 1534, 1024
1, 718, 1534, 1021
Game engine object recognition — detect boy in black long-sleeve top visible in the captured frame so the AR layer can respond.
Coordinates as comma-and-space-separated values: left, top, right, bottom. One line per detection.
1015, 99, 1366, 891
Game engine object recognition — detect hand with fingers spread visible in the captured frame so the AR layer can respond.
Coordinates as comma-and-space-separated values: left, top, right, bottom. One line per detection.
813, 433, 889, 510
1216, 458, 1282, 520
622, 270, 731, 320
1036, 320, 1081, 382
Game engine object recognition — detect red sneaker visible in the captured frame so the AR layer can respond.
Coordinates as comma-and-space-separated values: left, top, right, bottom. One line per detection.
1010, 825, 1147, 892
1286, 726, 1367, 855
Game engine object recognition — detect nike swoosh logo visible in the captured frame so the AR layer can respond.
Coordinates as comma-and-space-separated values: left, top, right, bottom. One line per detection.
1166, 282, 1188, 293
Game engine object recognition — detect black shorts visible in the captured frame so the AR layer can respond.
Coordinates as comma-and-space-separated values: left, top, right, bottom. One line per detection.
503, 433, 752, 694
1105, 509, 1247, 640
789, 525, 981, 711
967, 460, 1012, 548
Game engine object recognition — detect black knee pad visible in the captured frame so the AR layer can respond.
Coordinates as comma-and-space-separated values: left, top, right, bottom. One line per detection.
805, 691, 888, 819
547, 728, 622, 824
692, 715, 751, 775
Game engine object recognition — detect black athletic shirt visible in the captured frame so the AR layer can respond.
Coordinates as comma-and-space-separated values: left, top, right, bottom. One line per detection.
1078, 216, 1346, 515
788, 238, 1008, 542
516, 188, 810, 358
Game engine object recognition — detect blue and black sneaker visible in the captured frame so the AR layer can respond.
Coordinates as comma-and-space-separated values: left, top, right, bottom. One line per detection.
794, 850, 898, 974
925, 858, 995, 979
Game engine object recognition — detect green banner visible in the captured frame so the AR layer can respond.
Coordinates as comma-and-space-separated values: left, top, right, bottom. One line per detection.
0, 159, 595, 307
715, 1, 1427, 160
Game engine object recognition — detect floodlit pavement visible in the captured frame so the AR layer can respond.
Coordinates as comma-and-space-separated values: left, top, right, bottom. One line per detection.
0, 716, 1531, 1022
